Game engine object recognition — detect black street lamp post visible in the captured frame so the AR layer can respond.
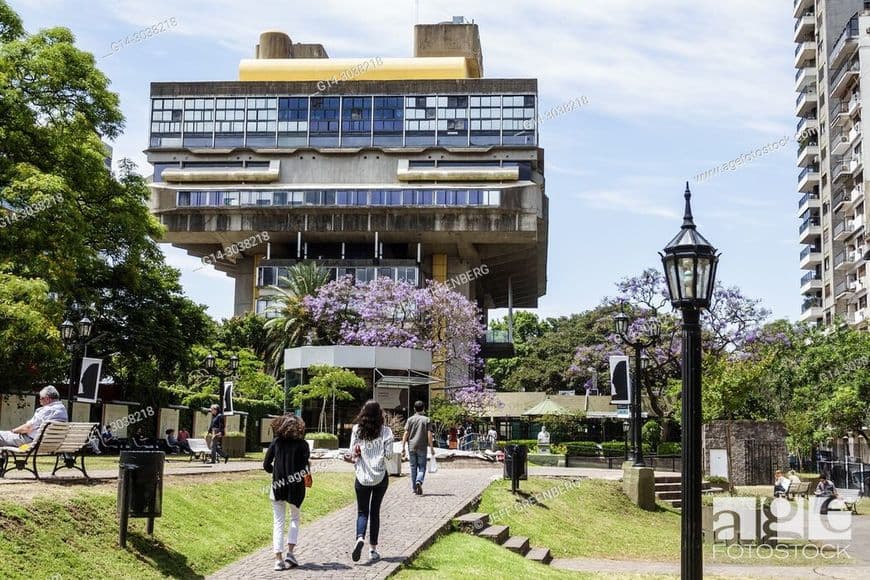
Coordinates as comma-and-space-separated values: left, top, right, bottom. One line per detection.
203, 354, 240, 419
660, 183, 719, 580
614, 312, 660, 467
60, 313, 94, 408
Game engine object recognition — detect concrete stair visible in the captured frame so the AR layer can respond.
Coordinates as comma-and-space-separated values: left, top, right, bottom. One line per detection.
654, 475, 713, 509
453, 512, 489, 533
502, 535, 530, 556
478, 524, 510, 544
525, 547, 553, 564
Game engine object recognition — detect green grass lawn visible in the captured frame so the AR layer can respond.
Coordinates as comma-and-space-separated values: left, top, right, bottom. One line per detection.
478, 478, 682, 561
0, 470, 355, 579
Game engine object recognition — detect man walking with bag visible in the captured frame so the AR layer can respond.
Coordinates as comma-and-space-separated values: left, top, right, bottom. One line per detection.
401, 401, 435, 495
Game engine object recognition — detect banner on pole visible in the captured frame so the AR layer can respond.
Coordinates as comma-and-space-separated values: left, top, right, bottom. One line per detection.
609, 355, 631, 405
223, 381, 234, 416
77, 357, 102, 403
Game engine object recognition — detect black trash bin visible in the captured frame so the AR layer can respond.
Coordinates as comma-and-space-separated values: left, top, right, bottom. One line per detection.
117, 450, 165, 545
503, 444, 528, 481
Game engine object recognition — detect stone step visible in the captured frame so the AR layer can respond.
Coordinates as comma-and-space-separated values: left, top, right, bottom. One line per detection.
479, 525, 510, 544
655, 475, 682, 484
503, 535, 530, 556
525, 547, 553, 565
453, 512, 490, 533
654, 483, 682, 492
655, 491, 682, 501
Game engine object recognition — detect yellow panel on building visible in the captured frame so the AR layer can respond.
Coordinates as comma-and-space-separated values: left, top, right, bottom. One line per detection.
239, 57, 473, 82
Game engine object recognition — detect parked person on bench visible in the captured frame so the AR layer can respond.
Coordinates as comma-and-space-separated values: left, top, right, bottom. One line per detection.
773, 470, 790, 498
0, 386, 68, 447
814, 473, 839, 514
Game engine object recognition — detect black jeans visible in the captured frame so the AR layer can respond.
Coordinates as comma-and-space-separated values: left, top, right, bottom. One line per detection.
211, 435, 228, 462
355, 476, 388, 545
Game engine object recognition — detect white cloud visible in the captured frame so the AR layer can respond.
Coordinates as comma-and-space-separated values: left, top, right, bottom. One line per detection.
575, 189, 679, 220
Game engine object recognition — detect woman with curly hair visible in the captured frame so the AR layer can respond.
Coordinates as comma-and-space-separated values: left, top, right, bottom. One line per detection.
347, 399, 394, 563
264, 414, 310, 571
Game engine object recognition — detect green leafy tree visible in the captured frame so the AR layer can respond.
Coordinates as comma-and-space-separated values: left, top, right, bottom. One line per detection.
264, 262, 331, 375
290, 365, 366, 433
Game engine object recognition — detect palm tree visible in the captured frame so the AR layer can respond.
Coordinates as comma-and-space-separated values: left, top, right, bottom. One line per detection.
263, 262, 330, 375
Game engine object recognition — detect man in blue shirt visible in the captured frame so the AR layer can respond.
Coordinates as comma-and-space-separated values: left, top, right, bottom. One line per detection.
0, 386, 68, 447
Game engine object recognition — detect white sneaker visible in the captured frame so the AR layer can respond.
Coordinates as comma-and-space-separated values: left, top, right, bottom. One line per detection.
284, 553, 298, 567
369, 549, 381, 561
274, 560, 288, 571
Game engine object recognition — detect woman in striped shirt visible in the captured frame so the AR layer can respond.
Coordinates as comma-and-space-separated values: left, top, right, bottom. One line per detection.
348, 400, 394, 562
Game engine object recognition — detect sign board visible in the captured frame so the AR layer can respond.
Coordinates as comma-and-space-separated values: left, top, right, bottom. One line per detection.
374, 385, 408, 411
558, 390, 576, 396
77, 357, 103, 403
616, 405, 630, 420
223, 381, 234, 416
609, 355, 631, 405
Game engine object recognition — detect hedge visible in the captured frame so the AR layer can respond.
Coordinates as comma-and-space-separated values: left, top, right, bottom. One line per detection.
657, 442, 682, 455
306, 432, 339, 441
563, 441, 652, 457
497, 439, 538, 451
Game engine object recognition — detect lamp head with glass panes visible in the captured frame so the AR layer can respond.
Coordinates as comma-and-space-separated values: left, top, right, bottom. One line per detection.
660, 183, 719, 310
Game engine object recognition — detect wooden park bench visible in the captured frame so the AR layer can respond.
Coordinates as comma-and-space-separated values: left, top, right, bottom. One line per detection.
0, 421, 98, 480
187, 438, 212, 462
786, 481, 811, 500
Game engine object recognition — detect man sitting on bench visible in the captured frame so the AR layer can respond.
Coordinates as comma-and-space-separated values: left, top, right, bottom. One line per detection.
0, 386, 68, 447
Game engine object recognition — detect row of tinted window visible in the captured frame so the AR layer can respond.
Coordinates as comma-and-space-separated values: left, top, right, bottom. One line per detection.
176, 189, 502, 208
257, 265, 418, 288
150, 94, 536, 148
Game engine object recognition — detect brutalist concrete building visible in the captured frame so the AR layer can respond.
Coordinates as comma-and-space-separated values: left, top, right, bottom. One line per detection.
145, 18, 548, 357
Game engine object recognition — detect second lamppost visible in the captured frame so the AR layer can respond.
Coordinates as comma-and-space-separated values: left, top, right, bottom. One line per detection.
60, 314, 94, 408
614, 311, 660, 467
660, 183, 719, 580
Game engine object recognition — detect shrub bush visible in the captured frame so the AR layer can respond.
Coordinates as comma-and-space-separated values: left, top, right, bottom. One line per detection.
305, 432, 339, 441
497, 439, 538, 451
657, 442, 681, 456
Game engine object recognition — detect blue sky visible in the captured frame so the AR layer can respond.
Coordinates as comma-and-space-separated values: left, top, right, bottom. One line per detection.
11, 0, 800, 322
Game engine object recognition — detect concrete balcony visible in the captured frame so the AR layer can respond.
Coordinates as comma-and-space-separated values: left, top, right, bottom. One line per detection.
831, 61, 860, 99
834, 220, 854, 241
795, 89, 818, 117
799, 218, 821, 244
832, 159, 852, 184
848, 95, 861, 118
797, 191, 820, 216
800, 245, 822, 269
799, 298, 823, 322
797, 141, 819, 167
849, 123, 862, 146
796, 116, 818, 137
795, 65, 816, 92
831, 132, 850, 156
833, 250, 858, 271
794, 42, 816, 68
830, 21, 859, 70
800, 272, 823, 294
793, 0, 813, 19
797, 166, 820, 192
849, 185, 865, 208
833, 102, 851, 127
847, 307, 868, 327
832, 189, 851, 213
835, 280, 854, 299
793, 13, 815, 44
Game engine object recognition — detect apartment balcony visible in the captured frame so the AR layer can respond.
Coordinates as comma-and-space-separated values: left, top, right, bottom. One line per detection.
794, 41, 816, 68
479, 329, 515, 359
795, 65, 817, 92
800, 271, 823, 293
834, 279, 854, 299
793, 12, 815, 44
832, 188, 851, 213
849, 123, 862, 145
799, 217, 821, 244
830, 18, 860, 69
831, 60, 860, 98
796, 116, 819, 137
833, 250, 856, 271
797, 165, 820, 192
799, 297, 823, 322
848, 94, 861, 117
849, 277, 868, 298
831, 132, 850, 156
797, 191, 820, 215
850, 184, 865, 208
846, 307, 868, 327
793, 0, 813, 19
797, 140, 819, 166
833, 220, 854, 241
832, 159, 852, 184
799, 245, 822, 269
850, 155, 863, 177
833, 102, 851, 127
795, 88, 818, 117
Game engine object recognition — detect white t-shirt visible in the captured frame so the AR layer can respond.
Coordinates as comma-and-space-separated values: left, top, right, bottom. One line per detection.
349, 424, 394, 486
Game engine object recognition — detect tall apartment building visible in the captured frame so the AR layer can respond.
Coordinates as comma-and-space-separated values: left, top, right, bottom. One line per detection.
795, 0, 869, 329
146, 19, 548, 360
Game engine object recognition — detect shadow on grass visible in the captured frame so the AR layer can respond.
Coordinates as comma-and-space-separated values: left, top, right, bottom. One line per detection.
128, 532, 203, 579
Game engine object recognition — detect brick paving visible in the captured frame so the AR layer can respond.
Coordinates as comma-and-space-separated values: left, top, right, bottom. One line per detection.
208, 468, 497, 579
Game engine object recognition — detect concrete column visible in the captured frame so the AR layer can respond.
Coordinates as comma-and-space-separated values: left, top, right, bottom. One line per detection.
233, 256, 256, 316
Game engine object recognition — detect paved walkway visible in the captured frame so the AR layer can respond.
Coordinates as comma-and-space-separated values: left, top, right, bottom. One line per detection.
0, 459, 271, 484
209, 468, 498, 579
552, 558, 870, 579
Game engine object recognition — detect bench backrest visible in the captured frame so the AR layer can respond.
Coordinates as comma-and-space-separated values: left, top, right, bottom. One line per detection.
839, 489, 861, 501
187, 438, 210, 452
32, 421, 71, 453
56, 423, 98, 453
796, 482, 811, 494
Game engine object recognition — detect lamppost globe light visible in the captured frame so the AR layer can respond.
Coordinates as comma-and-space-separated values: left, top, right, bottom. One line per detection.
614, 312, 630, 336
647, 317, 661, 340
204, 354, 216, 370
229, 355, 240, 372
641, 353, 650, 370
78, 316, 93, 339
60, 320, 75, 342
